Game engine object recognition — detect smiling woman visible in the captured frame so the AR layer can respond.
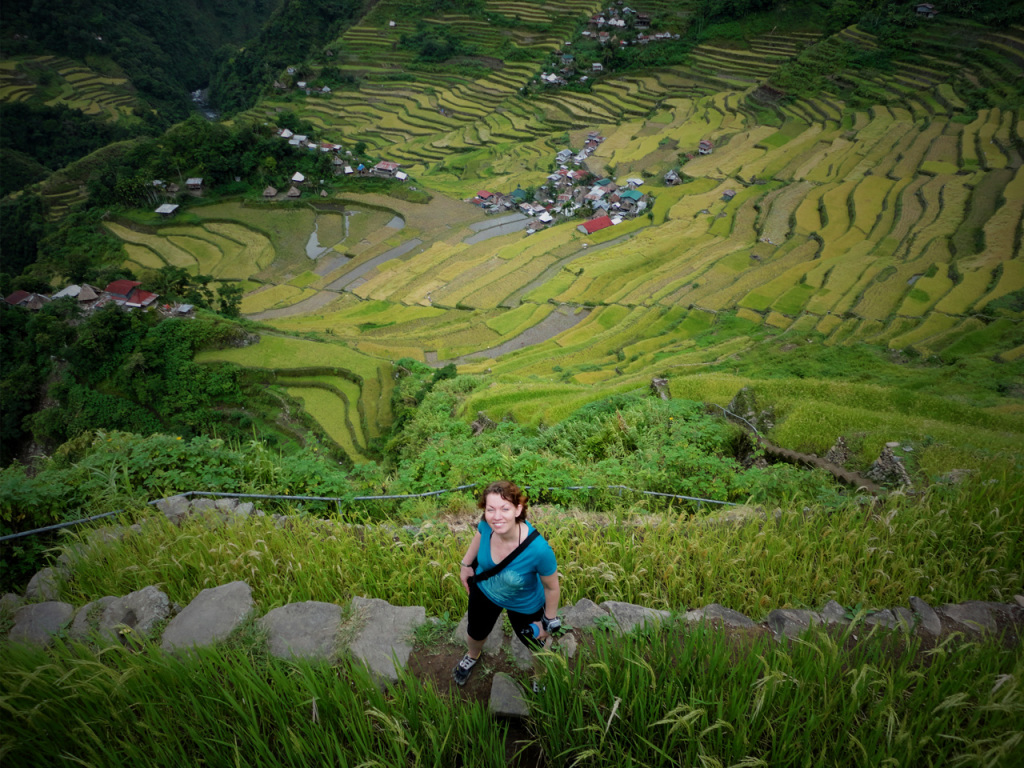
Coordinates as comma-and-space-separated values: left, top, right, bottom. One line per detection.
453, 480, 560, 686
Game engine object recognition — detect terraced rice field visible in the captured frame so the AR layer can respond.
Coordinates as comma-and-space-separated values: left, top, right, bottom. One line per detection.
91, 14, 1019, 444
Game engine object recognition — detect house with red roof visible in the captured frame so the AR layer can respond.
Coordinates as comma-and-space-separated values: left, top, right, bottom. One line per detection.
104, 280, 159, 308
577, 215, 614, 235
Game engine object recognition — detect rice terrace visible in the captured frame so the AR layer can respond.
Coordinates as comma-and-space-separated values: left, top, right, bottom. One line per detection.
1, 0, 1023, 766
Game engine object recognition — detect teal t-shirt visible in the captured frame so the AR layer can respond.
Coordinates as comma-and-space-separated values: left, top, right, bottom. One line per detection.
476, 520, 557, 614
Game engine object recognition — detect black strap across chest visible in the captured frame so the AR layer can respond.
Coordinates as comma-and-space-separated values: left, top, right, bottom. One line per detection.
469, 528, 540, 585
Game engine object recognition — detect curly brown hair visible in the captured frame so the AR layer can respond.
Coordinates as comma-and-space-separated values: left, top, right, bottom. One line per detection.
477, 480, 529, 521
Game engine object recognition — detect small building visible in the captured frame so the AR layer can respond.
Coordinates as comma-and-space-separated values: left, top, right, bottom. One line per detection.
344, 165, 354, 175
292, 172, 306, 183
374, 160, 400, 177
722, 189, 736, 201
186, 177, 203, 190
4, 290, 32, 307
287, 186, 301, 198
263, 186, 278, 198
626, 178, 644, 188
592, 62, 603, 72
510, 187, 528, 203
577, 215, 614, 235
155, 203, 179, 217
280, 128, 294, 139
395, 171, 408, 181
556, 149, 573, 163
665, 169, 681, 186
698, 139, 713, 155
105, 280, 158, 308
915, 3, 938, 17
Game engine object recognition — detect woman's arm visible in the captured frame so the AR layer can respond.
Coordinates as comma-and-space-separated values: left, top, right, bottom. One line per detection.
538, 572, 561, 638
459, 531, 482, 594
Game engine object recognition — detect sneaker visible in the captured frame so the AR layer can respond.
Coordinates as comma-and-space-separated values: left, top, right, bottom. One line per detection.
453, 653, 479, 686
532, 679, 546, 694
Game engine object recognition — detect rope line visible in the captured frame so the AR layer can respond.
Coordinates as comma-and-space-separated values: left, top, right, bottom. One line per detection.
0, 483, 736, 542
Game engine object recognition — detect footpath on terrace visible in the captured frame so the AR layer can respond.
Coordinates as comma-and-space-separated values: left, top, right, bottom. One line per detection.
5, 495, 1023, 718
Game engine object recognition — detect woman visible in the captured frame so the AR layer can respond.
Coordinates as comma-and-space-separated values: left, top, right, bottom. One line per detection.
454, 480, 561, 686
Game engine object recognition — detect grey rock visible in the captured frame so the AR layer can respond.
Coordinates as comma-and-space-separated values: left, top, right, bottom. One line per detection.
820, 600, 850, 626
85, 526, 124, 548
650, 377, 670, 400
939, 601, 997, 634
684, 603, 756, 628
824, 436, 850, 466
864, 609, 898, 629
9, 602, 74, 646
259, 601, 342, 660
347, 597, 426, 684
214, 498, 238, 511
767, 609, 823, 639
1, 592, 23, 616
129, 524, 142, 534
563, 598, 609, 630
558, 633, 578, 659
98, 585, 171, 642
161, 581, 255, 653
601, 601, 671, 634
866, 445, 912, 487
25, 567, 60, 601
191, 498, 218, 512
489, 672, 529, 718
892, 606, 915, 632
1014, 595, 1024, 609
910, 597, 942, 636
471, 411, 497, 436
454, 612, 506, 654
508, 632, 539, 671
70, 596, 117, 641
157, 495, 192, 525
236, 502, 255, 517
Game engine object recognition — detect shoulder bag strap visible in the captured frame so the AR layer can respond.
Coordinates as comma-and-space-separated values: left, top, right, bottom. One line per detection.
469, 529, 540, 585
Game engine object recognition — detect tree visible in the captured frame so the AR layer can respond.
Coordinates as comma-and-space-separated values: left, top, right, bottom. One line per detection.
217, 283, 244, 317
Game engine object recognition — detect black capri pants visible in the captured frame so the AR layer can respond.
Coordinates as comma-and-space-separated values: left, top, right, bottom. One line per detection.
467, 578, 545, 650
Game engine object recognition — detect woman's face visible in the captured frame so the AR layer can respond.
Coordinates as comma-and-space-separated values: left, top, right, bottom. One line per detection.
483, 492, 521, 534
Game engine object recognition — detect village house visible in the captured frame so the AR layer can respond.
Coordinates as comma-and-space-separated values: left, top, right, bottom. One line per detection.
577, 215, 614, 235
53, 284, 101, 309
291, 171, 306, 184
186, 177, 203, 191
373, 160, 400, 177
665, 169, 681, 186
699, 139, 714, 155
916, 3, 939, 17
722, 189, 737, 201
263, 186, 278, 198
105, 280, 158, 309
155, 203, 179, 218
287, 186, 301, 198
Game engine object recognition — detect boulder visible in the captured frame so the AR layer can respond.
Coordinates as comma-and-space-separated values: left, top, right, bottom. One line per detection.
1015, 595, 1024, 610
157, 495, 192, 525
824, 436, 850, 467
910, 597, 942, 636
25, 567, 60, 601
892, 606, 915, 632
684, 603, 755, 628
866, 445, 912, 487
214, 498, 238, 511
650, 378, 670, 400
9, 601, 74, 646
939, 601, 997, 634
70, 596, 118, 641
98, 586, 171, 642
558, 633, 578, 660
864, 609, 899, 630
489, 672, 530, 718
767, 609, 823, 639
601, 601, 670, 634
259, 601, 342, 660
161, 581, 255, 653
563, 598, 609, 630
820, 600, 850, 626
347, 597, 426, 683
1, 592, 23, 616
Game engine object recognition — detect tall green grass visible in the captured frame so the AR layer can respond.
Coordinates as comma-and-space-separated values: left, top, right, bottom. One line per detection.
62, 475, 1023, 618
532, 624, 1024, 767
0, 638, 510, 767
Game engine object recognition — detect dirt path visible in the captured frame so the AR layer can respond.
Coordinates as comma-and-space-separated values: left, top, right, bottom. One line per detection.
426, 304, 590, 366
247, 290, 343, 321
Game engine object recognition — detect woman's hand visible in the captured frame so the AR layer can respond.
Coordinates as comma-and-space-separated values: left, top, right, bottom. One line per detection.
532, 621, 550, 641
459, 564, 474, 594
